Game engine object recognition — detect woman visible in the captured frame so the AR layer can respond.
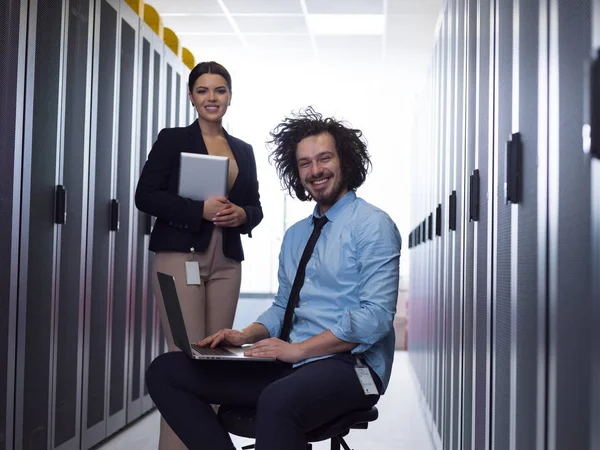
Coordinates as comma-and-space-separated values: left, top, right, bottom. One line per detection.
135, 61, 263, 449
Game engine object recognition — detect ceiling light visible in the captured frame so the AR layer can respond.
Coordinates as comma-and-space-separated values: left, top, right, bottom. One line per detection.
305, 14, 385, 36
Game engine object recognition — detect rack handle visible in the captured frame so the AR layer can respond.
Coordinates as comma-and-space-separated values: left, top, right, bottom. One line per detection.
469, 170, 480, 222
449, 191, 457, 231
55, 185, 67, 225
110, 199, 120, 231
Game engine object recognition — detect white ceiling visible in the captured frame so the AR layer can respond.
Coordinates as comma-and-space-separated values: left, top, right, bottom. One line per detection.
144, 0, 442, 73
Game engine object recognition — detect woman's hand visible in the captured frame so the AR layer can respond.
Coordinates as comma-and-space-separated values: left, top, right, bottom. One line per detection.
202, 196, 230, 221
243, 338, 306, 364
198, 329, 249, 348
212, 202, 247, 228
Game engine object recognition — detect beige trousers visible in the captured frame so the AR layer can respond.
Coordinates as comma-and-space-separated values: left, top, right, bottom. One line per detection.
152, 228, 241, 450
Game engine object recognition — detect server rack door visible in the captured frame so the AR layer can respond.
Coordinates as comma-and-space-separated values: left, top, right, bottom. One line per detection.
490, 0, 513, 449
153, 49, 179, 358
16, 1, 67, 448
425, 58, 436, 417
175, 69, 184, 127
427, 37, 440, 434
142, 41, 165, 412
430, 33, 440, 439
547, 1, 593, 449
509, 0, 544, 449
592, 152, 600, 448
128, 21, 154, 423
434, 16, 447, 440
183, 68, 190, 126
412, 62, 433, 412
472, 0, 495, 449
179, 64, 189, 127
591, 1, 600, 447
422, 61, 433, 415
82, 0, 120, 447
442, 4, 456, 446
461, 1, 478, 448
442, 6, 457, 446
424, 60, 439, 414
535, 2, 550, 450
106, 4, 139, 436
53, 0, 94, 449
450, 0, 467, 448
164, 53, 176, 130
1, 1, 27, 449
410, 95, 423, 396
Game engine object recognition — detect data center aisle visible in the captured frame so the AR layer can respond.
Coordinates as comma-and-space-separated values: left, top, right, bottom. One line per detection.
96, 351, 434, 450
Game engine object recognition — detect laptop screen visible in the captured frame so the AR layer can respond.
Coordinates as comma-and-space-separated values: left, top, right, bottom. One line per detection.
156, 272, 193, 358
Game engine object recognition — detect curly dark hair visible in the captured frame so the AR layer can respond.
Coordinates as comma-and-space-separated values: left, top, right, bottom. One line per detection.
267, 107, 372, 201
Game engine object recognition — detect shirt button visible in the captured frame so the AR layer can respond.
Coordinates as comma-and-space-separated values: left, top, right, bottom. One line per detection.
306, 278, 310, 283
302, 320, 305, 324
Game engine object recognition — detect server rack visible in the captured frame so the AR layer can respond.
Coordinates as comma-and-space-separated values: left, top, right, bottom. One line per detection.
409, 0, 596, 449
106, 3, 139, 438
4, 1, 194, 449
434, 14, 446, 441
82, 0, 122, 446
435, 0, 457, 449
510, 0, 546, 449
440, 4, 453, 446
472, 1, 495, 448
127, 18, 161, 423
142, 34, 165, 412
15, 0, 94, 448
490, 0, 513, 448
546, 1, 593, 450
1, 1, 28, 449
53, 0, 95, 448
460, 1, 478, 448
591, 2, 600, 448
448, 1, 467, 448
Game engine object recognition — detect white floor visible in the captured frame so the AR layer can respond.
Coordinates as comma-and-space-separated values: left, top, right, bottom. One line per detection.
96, 351, 434, 450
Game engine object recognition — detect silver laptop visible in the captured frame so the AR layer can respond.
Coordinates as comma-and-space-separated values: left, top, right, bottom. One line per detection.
178, 152, 229, 201
156, 272, 275, 362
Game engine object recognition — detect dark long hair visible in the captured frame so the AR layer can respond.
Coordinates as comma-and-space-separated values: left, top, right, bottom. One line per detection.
188, 61, 232, 92
267, 107, 372, 201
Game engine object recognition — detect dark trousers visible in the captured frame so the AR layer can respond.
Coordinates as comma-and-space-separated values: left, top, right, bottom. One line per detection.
145, 352, 381, 450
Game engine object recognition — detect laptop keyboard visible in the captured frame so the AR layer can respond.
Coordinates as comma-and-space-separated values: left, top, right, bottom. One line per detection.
190, 344, 236, 356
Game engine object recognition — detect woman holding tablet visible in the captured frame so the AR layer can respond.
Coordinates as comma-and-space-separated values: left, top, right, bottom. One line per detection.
135, 61, 263, 449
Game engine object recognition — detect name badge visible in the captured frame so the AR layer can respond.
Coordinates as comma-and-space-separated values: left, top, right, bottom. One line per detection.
354, 357, 379, 396
185, 260, 201, 285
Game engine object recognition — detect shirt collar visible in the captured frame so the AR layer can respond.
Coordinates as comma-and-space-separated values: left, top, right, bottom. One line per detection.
312, 190, 356, 222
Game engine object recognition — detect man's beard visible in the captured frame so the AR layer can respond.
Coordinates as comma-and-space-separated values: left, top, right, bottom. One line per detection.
310, 178, 344, 207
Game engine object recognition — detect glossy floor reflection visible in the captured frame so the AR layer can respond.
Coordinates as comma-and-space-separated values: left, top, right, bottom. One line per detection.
96, 351, 434, 450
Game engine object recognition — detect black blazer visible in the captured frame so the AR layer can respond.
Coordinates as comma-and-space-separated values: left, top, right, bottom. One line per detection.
135, 122, 263, 262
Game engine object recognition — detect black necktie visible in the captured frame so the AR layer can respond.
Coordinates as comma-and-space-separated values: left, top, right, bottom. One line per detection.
279, 215, 329, 342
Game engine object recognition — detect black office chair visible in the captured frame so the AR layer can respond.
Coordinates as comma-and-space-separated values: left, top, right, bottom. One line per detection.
217, 405, 379, 450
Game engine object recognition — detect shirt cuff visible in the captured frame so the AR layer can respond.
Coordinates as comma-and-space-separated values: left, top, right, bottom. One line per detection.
330, 308, 375, 354
254, 310, 281, 338
351, 344, 372, 354
330, 324, 373, 354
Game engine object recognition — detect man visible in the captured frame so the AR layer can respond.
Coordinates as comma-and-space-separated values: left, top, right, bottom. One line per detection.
146, 107, 402, 450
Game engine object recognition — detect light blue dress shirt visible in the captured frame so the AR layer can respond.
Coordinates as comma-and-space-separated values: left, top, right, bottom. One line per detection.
256, 191, 402, 393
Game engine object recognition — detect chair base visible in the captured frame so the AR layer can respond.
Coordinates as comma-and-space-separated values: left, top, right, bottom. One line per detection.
240, 434, 353, 450
220, 405, 377, 450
